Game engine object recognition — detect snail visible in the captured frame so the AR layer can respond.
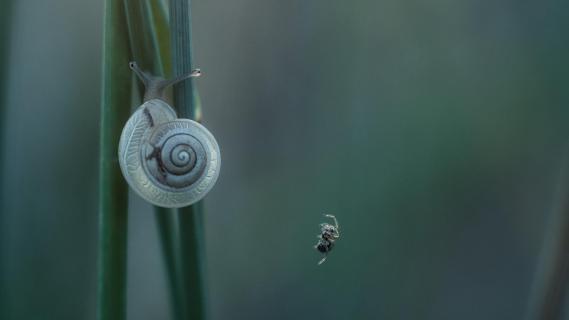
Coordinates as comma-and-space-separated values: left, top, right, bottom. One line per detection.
118, 62, 221, 208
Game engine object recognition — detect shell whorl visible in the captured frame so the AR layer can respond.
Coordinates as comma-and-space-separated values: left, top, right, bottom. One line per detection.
118, 99, 221, 208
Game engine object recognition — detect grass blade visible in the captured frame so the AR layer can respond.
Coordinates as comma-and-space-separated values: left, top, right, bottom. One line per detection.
147, 0, 172, 77
178, 202, 206, 320
123, 0, 163, 74
154, 208, 184, 320
123, 2, 189, 319
97, 0, 132, 319
170, 0, 201, 121
0, 0, 14, 318
170, 0, 207, 318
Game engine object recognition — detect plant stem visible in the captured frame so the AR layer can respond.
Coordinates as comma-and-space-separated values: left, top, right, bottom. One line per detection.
0, 0, 13, 318
123, 2, 188, 319
123, 0, 163, 74
97, 0, 132, 319
170, 0, 200, 120
154, 209, 185, 320
178, 202, 206, 320
148, 0, 172, 77
170, 0, 207, 319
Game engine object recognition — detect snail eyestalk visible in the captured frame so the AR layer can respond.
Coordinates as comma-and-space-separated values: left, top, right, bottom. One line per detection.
129, 61, 151, 85
164, 68, 201, 87
129, 61, 202, 102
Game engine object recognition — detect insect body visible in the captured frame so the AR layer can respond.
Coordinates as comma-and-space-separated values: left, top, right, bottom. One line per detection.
315, 214, 340, 265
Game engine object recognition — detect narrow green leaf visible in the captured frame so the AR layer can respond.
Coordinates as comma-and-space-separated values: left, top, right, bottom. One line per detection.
170, 1, 207, 319
123, 2, 188, 320
0, 0, 14, 318
154, 207, 185, 320
123, 0, 161, 73
147, 0, 172, 77
178, 202, 206, 320
170, 0, 200, 120
97, 0, 132, 319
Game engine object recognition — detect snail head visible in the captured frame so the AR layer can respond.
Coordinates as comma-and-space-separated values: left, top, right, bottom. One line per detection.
129, 61, 201, 102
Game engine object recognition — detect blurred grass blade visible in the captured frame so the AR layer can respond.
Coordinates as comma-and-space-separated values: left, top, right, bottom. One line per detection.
97, 0, 132, 319
123, 0, 163, 74
170, 0, 207, 319
526, 150, 569, 320
154, 208, 184, 320
147, 0, 172, 77
178, 202, 206, 320
170, 0, 201, 121
123, 1, 187, 319
0, 0, 14, 318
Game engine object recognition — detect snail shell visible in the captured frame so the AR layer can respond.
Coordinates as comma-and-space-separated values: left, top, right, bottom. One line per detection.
118, 99, 221, 208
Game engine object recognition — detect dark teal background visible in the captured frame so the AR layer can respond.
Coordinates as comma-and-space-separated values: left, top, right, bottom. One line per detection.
2, 0, 569, 319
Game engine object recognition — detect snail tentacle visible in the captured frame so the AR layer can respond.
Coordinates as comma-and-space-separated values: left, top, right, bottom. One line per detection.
129, 61, 151, 85
164, 69, 201, 87
129, 61, 201, 102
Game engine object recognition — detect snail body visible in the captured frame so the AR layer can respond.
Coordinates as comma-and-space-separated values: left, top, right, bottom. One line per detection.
118, 63, 220, 208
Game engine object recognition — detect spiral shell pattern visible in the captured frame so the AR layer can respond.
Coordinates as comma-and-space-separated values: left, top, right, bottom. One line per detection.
118, 99, 221, 208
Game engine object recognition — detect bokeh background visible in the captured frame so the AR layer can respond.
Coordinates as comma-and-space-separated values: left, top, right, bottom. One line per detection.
2, 0, 569, 319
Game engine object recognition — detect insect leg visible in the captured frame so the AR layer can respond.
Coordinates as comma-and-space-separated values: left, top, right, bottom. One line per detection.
318, 254, 328, 265
324, 214, 339, 229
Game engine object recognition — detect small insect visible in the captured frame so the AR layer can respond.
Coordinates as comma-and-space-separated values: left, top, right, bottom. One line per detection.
315, 214, 340, 265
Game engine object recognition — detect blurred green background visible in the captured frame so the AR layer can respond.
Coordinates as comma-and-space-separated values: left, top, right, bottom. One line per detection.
2, 0, 569, 319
